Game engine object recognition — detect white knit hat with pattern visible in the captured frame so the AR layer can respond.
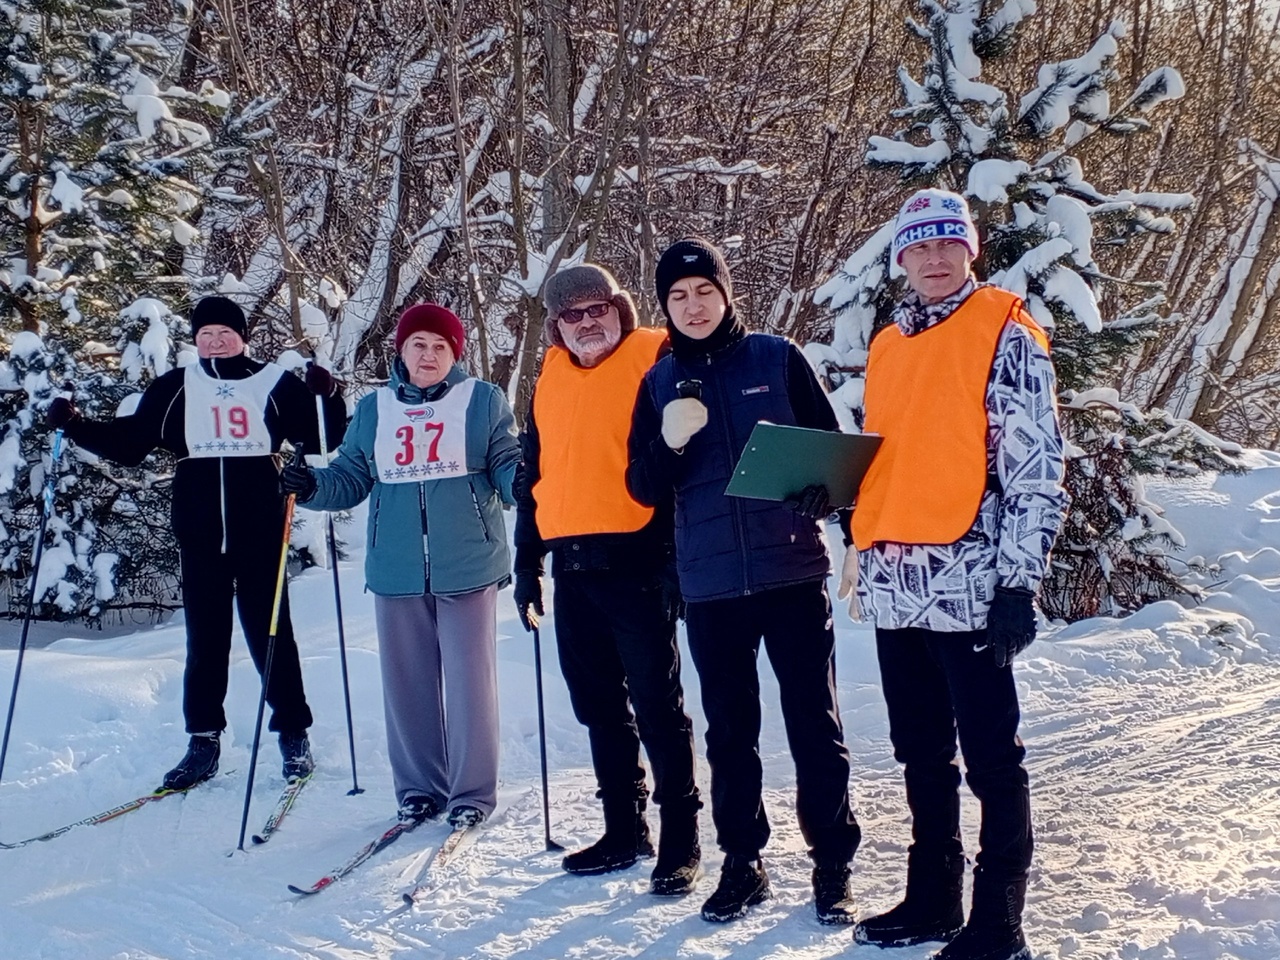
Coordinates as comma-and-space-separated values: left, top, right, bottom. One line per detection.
891, 189, 980, 268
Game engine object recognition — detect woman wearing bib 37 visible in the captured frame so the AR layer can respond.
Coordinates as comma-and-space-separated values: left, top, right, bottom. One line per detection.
282, 303, 521, 828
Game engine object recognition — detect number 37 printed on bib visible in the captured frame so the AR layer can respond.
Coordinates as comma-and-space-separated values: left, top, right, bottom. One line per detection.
374, 380, 475, 483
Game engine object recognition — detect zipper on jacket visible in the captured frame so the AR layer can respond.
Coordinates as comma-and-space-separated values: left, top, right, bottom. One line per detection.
419, 482, 430, 585
219, 458, 228, 555
469, 479, 492, 543
369, 489, 382, 548
707, 358, 752, 595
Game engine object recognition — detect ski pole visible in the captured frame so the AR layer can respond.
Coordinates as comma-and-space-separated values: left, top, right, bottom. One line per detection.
235, 444, 302, 852
0, 430, 64, 788
531, 624, 563, 852
315, 392, 362, 796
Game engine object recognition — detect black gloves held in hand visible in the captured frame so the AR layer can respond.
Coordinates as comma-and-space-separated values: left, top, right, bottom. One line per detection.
280, 460, 317, 502
987, 585, 1037, 667
304, 362, 341, 398
786, 484, 832, 521
514, 572, 544, 632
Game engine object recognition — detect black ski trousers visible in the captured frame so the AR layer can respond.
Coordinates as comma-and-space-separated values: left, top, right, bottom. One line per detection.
875, 626, 1032, 883
179, 541, 313, 736
683, 579, 860, 863
553, 569, 698, 812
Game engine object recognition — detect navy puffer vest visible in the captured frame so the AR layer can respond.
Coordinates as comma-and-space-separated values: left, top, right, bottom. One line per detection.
643, 333, 830, 602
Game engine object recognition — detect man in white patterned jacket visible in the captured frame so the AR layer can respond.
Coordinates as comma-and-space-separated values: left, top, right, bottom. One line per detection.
842, 189, 1067, 960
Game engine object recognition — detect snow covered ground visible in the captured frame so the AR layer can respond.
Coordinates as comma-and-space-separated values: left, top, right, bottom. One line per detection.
2, 456, 1279, 960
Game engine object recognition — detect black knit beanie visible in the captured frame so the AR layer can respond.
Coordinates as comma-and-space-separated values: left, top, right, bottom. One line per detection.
654, 238, 733, 320
191, 296, 248, 339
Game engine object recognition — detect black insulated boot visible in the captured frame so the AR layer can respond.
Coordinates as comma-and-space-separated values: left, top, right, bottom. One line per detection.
162, 733, 220, 791
650, 806, 702, 896
279, 731, 314, 781
855, 851, 965, 946
931, 874, 1031, 960
563, 796, 655, 875
700, 855, 771, 922
813, 861, 857, 924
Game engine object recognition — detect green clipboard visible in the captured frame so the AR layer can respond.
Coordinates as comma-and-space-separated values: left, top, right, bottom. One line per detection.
724, 423, 882, 509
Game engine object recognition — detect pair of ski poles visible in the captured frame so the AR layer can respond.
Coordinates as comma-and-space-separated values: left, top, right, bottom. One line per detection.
2, 390, 562, 857
234, 395, 364, 850
0, 399, 363, 843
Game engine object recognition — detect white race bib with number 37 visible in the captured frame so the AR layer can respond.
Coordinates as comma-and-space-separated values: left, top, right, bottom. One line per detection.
184, 362, 284, 457
374, 379, 476, 484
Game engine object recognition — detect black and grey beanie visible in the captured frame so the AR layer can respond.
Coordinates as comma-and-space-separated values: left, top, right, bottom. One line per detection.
542, 263, 638, 349
191, 296, 248, 339
654, 237, 733, 320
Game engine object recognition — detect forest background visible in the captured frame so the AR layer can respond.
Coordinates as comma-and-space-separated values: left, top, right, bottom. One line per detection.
1, 0, 1278, 623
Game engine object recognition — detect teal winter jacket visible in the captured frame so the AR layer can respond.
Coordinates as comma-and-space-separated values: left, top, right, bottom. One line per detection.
303, 362, 520, 597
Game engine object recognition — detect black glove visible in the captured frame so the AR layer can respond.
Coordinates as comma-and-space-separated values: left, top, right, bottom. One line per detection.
513, 461, 531, 502
658, 558, 684, 623
514, 571, 543, 632
304, 362, 341, 398
786, 484, 832, 520
46, 396, 79, 430
280, 460, 317, 501
987, 586, 1037, 667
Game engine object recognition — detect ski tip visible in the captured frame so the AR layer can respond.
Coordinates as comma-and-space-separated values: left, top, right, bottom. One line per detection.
251, 834, 268, 845
287, 884, 317, 896
402, 892, 416, 906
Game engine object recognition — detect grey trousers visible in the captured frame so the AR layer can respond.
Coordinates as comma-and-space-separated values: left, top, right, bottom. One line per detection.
374, 584, 500, 815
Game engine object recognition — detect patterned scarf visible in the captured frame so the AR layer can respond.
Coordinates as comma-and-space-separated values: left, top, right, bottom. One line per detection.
892, 277, 978, 337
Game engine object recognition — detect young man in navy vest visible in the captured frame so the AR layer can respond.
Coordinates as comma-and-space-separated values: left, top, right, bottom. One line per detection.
514, 264, 701, 896
627, 239, 861, 924
847, 190, 1066, 960
46, 297, 346, 791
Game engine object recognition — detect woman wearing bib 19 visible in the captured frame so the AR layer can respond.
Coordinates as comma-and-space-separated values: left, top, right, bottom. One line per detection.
282, 303, 520, 828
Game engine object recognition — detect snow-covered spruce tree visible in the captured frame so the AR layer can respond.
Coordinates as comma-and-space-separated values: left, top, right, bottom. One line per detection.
0, 1, 222, 622
812, 0, 1241, 622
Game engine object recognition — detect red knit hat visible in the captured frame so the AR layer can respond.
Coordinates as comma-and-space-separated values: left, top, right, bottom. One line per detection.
394, 303, 466, 359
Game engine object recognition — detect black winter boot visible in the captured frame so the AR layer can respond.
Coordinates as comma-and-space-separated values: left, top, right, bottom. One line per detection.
279, 731, 314, 781
855, 850, 965, 946
162, 733, 220, 791
700, 855, 771, 922
650, 805, 702, 896
813, 861, 857, 925
562, 796, 655, 875
931, 873, 1030, 960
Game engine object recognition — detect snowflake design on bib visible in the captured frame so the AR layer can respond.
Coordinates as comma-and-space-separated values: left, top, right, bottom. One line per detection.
214, 383, 237, 399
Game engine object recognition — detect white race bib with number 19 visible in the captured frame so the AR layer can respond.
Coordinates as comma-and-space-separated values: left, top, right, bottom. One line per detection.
183, 362, 284, 457
374, 379, 476, 484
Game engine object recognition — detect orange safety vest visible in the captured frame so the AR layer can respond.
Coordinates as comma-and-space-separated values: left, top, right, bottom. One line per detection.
852, 286, 1049, 551
531, 327, 666, 540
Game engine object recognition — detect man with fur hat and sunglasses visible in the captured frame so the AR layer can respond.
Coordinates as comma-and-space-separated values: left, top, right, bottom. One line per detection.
45, 296, 346, 792
513, 264, 702, 896
626, 238, 861, 925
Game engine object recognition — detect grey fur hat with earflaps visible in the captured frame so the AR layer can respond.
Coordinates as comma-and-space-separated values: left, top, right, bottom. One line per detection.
542, 264, 638, 349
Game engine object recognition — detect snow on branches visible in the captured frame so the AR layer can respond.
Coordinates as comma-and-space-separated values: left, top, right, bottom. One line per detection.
815, 0, 1239, 621
0, 0, 220, 620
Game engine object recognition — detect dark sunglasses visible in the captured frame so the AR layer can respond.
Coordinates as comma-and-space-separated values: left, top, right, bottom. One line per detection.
559, 301, 612, 324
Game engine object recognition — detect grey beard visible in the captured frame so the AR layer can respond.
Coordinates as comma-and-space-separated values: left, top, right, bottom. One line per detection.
569, 326, 622, 366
